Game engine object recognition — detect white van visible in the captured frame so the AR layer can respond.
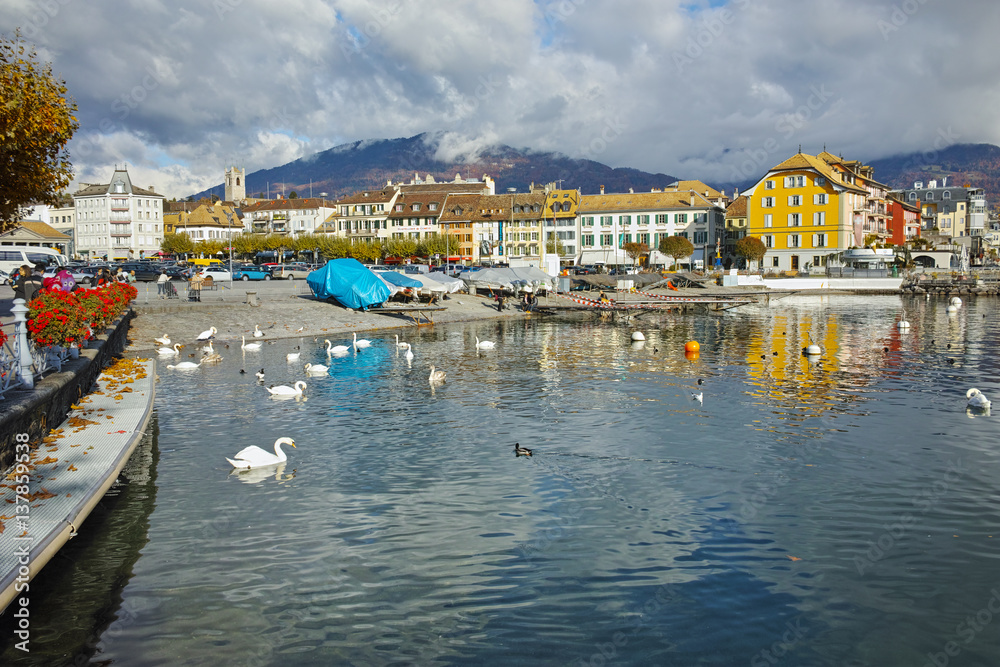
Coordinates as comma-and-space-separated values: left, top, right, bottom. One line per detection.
0, 246, 68, 276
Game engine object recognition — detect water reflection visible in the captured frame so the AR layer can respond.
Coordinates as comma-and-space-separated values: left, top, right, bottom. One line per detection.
12, 295, 1000, 665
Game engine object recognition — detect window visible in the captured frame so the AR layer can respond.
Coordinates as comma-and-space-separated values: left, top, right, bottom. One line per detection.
655, 214, 668, 225
583, 234, 595, 246
693, 231, 708, 244
676, 214, 688, 224
815, 177, 826, 186
925, 192, 934, 201
943, 191, 951, 200
763, 235, 773, 248
908, 192, 917, 201
784, 176, 804, 188
620, 215, 632, 225
429, 203, 438, 210
788, 234, 800, 248
601, 233, 613, 245
583, 216, 595, 226
813, 233, 827, 247
761, 197, 774, 208
788, 213, 801, 227
600, 216, 613, 226
639, 233, 649, 245
765, 180, 775, 190
772, 256, 780, 267
638, 215, 649, 224
764, 214, 773, 228
813, 194, 827, 205
788, 195, 801, 206
813, 211, 826, 225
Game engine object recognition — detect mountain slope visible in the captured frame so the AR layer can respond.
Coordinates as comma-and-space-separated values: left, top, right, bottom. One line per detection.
868, 143, 1000, 203
192, 133, 679, 201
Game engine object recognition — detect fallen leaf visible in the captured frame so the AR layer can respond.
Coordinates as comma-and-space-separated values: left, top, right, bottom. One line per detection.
67, 464, 78, 471
787, 556, 801, 561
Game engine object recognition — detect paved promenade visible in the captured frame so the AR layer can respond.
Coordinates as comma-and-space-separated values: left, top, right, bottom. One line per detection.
0, 358, 154, 614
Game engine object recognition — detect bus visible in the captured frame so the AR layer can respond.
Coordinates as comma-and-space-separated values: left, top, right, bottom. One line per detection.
0, 246, 69, 276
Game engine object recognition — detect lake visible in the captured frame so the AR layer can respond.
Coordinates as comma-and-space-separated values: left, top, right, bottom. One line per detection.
2, 294, 998, 666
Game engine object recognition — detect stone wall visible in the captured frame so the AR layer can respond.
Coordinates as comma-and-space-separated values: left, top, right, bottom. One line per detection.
0, 310, 134, 472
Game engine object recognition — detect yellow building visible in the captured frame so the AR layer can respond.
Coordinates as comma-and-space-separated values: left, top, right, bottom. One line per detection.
744, 152, 868, 272
541, 187, 580, 265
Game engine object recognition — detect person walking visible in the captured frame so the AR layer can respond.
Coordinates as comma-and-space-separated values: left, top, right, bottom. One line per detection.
157, 269, 169, 298
12, 265, 41, 303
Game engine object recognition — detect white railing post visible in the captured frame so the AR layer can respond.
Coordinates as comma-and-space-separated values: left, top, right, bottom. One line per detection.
10, 298, 34, 389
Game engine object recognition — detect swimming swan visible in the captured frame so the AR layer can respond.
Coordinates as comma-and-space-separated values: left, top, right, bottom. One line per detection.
242, 335, 262, 351
395, 334, 410, 349
158, 343, 182, 355
304, 363, 329, 375
226, 437, 296, 468
428, 365, 446, 384
475, 336, 496, 350
266, 380, 307, 396
967, 388, 991, 410
325, 339, 350, 355
405, 346, 414, 361
153, 334, 171, 346
253, 324, 265, 338
353, 332, 372, 349
196, 326, 217, 340
166, 360, 202, 369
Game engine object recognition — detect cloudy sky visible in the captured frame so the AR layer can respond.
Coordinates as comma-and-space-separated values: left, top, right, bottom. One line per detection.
5, 0, 1000, 198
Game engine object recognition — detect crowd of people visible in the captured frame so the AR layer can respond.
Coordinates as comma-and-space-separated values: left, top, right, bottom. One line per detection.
10, 263, 136, 302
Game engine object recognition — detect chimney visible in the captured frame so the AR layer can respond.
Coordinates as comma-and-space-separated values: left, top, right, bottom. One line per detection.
942, 176, 948, 187
690, 195, 695, 207
599, 185, 605, 194
629, 187, 634, 194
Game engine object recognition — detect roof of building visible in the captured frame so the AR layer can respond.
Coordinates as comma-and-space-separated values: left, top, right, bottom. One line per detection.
0, 220, 71, 242
769, 153, 869, 194
334, 188, 398, 206
396, 182, 490, 195
665, 180, 725, 199
578, 190, 717, 213
726, 195, 748, 218
242, 198, 334, 212
387, 192, 447, 219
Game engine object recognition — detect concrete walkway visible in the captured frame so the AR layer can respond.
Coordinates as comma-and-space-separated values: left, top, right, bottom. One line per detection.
0, 358, 154, 614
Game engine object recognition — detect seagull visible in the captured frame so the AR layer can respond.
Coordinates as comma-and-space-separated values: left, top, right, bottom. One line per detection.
242, 335, 262, 351
514, 443, 533, 457
153, 334, 171, 346
196, 326, 217, 341
295, 326, 304, 333
475, 336, 496, 350
692, 391, 703, 403
304, 362, 329, 375
255, 368, 265, 381
967, 388, 991, 410
226, 437, 296, 469
428, 365, 446, 384
253, 324, 265, 338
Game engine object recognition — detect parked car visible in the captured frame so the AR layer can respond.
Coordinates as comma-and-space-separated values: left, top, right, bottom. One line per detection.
198, 267, 232, 282
71, 266, 105, 285
271, 263, 311, 280
0, 268, 9, 286
116, 262, 163, 281
233, 265, 274, 281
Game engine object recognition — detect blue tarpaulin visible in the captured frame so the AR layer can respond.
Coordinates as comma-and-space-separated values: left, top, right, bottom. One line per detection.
306, 258, 391, 310
377, 271, 422, 288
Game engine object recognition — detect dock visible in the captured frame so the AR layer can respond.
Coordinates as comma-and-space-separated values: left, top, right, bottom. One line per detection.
0, 358, 155, 614
368, 305, 447, 326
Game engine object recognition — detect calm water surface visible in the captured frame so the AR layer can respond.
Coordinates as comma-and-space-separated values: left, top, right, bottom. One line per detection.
4, 295, 1000, 666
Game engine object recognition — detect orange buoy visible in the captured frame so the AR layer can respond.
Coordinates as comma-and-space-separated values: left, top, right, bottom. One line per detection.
684, 350, 700, 361
685, 340, 700, 353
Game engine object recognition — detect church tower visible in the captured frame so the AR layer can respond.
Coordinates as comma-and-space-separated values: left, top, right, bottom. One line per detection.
225, 166, 246, 203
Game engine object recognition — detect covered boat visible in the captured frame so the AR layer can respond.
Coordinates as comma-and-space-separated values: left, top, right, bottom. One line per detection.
458, 267, 555, 293
306, 258, 392, 310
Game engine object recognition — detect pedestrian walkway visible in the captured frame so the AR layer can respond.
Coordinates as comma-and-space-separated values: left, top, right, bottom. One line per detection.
0, 358, 154, 613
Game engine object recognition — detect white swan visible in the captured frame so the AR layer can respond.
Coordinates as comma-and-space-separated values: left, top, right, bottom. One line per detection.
428, 365, 446, 384
286, 351, 301, 362
353, 332, 372, 349
226, 437, 296, 469
202, 340, 215, 354
253, 324, 265, 338
166, 360, 202, 369
325, 339, 350, 355
395, 334, 410, 349
475, 336, 496, 350
405, 346, 414, 361
153, 334, 170, 346
266, 380, 306, 396
242, 335, 262, 351
304, 362, 329, 375
157, 343, 182, 356
967, 388, 991, 410
196, 326, 217, 341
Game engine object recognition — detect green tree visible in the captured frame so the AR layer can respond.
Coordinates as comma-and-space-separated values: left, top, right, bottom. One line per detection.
349, 239, 383, 263
658, 235, 694, 270
161, 232, 194, 256
419, 234, 451, 259
317, 235, 351, 260
623, 241, 649, 266
0, 31, 80, 228
233, 233, 260, 260
734, 236, 767, 270
545, 235, 567, 256
288, 191, 298, 199
385, 238, 418, 260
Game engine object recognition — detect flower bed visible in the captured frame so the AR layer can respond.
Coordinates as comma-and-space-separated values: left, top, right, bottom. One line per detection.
27, 283, 137, 348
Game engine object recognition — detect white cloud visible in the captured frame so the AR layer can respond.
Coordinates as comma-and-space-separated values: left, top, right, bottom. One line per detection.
2, 0, 999, 198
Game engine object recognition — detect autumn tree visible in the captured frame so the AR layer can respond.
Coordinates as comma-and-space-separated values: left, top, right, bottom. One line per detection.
623, 241, 649, 266
161, 232, 194, 256
384, 238, 417, 261
658, 235, 694, 270
734, 236, 767, 270
545, 236, 566, 256
0, 31, 79, 229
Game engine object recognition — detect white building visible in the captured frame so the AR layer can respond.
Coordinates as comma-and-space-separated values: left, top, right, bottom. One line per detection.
72, 167, 165, 261
242, 197, 337, 236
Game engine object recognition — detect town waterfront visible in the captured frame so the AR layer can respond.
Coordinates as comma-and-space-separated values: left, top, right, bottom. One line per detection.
3, 294, 999, 666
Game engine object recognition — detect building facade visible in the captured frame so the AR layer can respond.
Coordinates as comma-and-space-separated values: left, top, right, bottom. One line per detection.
72, 167, 165, 261
242, 198, 337, 236
895, 179, 988, 239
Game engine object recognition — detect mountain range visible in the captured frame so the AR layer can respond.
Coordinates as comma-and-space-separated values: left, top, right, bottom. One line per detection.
190, 134, 1000, 208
